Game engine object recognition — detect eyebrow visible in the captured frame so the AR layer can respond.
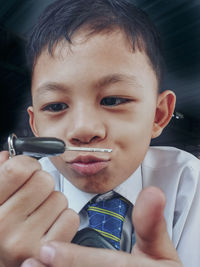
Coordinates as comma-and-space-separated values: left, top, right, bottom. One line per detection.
93, 73, 143, 89
35, 82, 71, 97
34, 73, 142, 97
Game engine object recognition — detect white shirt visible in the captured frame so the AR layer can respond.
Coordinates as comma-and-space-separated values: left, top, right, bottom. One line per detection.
40, 146, 200, 267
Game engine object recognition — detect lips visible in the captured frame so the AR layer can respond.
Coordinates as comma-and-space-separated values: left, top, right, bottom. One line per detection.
68, 155, 110, 176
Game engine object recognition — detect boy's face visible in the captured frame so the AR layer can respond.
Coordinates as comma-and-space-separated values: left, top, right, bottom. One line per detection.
29, 30, 159, 193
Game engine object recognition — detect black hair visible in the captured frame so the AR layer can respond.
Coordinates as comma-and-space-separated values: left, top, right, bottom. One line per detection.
27, 0, 164, 90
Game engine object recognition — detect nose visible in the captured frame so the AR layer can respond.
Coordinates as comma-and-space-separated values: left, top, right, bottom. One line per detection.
67, 106, 106, 145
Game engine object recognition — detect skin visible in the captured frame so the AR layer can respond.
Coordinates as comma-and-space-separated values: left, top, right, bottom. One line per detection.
20, 30, 181, 267
28, 30, 175, 194
0, 29, 179, 266
0, 151, 79, 267
21, 187, 182, 267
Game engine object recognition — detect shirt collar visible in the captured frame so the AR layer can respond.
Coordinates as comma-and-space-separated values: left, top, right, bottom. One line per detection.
40, 157, 142, 213
114, 165, 142, 206
62, 165, 142, 213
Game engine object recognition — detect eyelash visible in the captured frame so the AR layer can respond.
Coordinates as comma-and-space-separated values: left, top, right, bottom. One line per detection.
100, 97, 131, 106
42, 103, 68, 112
41, 97, 131, 113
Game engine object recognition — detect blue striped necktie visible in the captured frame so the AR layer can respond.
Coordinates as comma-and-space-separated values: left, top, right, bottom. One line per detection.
87, 195, 129, 250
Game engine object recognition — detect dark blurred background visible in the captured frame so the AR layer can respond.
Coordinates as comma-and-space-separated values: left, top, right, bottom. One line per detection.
0, 0, 200, 158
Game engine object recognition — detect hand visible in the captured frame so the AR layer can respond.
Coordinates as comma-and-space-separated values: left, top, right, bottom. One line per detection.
21, 187, 183, 267
0, 151, 79, 267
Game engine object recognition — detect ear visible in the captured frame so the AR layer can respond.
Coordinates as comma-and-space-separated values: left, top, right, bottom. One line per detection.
27, 106, 39, 137
152, 90, 176, 139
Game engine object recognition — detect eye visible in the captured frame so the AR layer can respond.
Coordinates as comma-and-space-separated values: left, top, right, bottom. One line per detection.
100, 97, 130, 106
42, 103, 68, 112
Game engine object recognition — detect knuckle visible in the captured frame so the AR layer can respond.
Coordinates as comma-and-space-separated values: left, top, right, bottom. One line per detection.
65, 208, 80, 226
3, 159, 19, 178
33, 170, 55, 192
2, 155, 41, 182
3, 232, 29, 264
51, 191, 68, 209
0, 151, 9, 165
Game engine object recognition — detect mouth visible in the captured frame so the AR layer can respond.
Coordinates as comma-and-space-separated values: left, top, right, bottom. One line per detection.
67, 155, 110, 176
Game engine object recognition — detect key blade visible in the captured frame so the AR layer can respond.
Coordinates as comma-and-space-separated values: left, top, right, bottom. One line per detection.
65, 147, 112, 153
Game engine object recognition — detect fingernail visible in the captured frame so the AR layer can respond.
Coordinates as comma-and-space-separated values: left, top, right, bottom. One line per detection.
40, 245, 55, 264
21, 259, 39, 267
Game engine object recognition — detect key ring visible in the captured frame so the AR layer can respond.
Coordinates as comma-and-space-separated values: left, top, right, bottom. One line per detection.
8, 133, 17, 158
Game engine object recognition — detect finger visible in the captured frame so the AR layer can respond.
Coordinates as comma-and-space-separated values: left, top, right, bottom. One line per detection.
3, 170, 55, 218
132, 186, 179, 261
0, 155, 41, 204
21, 258, 46, 267
0, 151, 9, 164
37, 242, 178, 267
43, 208, 80, 243
27, 192, 68, 235
39, 242, 132, 267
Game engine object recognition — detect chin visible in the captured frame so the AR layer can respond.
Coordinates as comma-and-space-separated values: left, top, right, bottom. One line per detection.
73, 176, 114, 194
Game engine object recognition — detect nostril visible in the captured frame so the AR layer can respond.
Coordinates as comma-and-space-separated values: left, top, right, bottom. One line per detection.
71, 138, 82, 146
67, 123, 106, 145
71, 136, 100, 145
91, 136, 100, 143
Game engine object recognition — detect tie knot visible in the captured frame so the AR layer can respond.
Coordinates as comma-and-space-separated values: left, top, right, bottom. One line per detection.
87, 195, 129, 250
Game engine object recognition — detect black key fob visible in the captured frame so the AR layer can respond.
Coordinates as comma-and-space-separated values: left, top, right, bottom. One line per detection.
72, 228, 117, 250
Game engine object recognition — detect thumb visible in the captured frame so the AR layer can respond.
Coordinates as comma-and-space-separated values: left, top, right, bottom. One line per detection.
132, 186, 179, 261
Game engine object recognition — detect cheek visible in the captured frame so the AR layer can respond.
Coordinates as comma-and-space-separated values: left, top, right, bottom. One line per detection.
34, 114, 65, 137
110, 108, 155, 148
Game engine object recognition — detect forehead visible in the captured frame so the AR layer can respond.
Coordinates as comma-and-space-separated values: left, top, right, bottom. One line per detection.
32, 30, 158, 94
34, 30, 134, 68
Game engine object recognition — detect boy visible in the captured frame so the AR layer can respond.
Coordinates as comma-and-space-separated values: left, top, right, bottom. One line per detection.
0, 0, 199, 266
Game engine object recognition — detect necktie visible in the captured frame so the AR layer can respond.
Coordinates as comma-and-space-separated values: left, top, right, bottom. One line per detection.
87, 195, 129, 250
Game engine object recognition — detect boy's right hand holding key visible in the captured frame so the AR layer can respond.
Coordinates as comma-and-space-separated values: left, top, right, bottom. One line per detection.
0, 151, 79, 267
